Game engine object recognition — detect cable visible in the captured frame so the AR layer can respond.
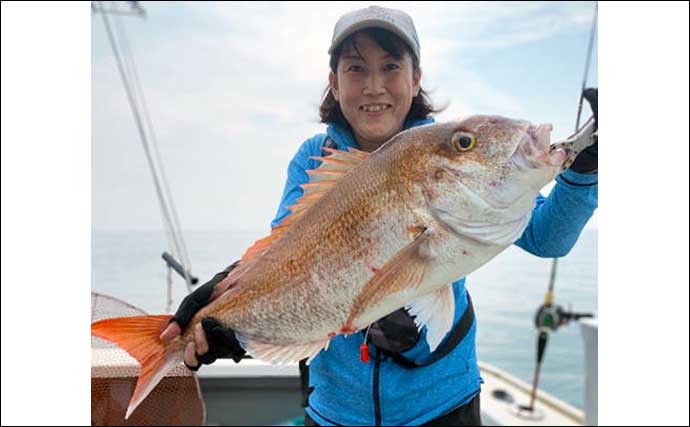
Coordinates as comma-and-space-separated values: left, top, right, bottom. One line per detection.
98, 2, 194, 296
547, 1, 598, 299
110, 5, 194, 292
575, 2, 598, 132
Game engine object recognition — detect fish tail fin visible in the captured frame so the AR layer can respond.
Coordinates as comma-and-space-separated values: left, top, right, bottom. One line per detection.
91, 315, 183, 419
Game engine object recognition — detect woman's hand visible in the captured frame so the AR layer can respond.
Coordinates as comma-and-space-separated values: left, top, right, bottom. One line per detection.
160, 261, 246, 370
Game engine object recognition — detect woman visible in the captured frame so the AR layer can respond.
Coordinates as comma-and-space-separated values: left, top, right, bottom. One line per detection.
162, 6, 598, 426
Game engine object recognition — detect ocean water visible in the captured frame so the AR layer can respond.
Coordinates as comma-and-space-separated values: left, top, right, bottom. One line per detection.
92, 228, 597, 410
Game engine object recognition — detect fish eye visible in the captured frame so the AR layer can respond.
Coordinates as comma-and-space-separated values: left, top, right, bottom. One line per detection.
452, 133, 476, 152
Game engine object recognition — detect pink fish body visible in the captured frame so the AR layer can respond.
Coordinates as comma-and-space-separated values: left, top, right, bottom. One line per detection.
92, 115, 568, 418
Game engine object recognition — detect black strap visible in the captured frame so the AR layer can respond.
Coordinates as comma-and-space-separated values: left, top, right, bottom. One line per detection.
389, 292, 475, 368
297, 293, 476, 409
299, 358, 314, 408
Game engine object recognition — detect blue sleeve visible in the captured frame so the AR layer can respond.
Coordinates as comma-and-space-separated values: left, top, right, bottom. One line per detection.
270, 135, 326, 228
514, 169, 598, 258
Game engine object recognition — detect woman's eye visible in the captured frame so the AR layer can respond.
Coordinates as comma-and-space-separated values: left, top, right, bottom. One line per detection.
384, 63, 400, 71
347, 65, 363, 72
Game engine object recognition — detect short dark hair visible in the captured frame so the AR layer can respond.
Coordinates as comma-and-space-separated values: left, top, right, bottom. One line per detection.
318, 27, 441, 128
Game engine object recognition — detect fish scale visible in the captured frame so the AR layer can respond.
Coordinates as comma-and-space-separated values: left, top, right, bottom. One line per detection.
92, 115, 572, 418
183, 116, 567, 352
199, 155, 413, 344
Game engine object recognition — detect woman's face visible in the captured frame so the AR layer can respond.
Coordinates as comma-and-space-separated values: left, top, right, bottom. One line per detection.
330, 33, 421, 152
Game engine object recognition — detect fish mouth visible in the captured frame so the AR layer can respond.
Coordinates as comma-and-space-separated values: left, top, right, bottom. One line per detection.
511, 123, 566, 168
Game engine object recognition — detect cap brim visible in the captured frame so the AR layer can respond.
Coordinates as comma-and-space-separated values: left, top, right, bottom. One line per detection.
328, 19, 419, 60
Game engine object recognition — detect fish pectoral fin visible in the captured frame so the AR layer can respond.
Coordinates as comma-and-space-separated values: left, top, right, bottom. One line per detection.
346, 227, 437, 325
235, 335, 330, 366
405, 284, 456, 352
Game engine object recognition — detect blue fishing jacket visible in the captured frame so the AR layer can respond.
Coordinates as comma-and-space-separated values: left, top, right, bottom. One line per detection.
270, 118, 598, 426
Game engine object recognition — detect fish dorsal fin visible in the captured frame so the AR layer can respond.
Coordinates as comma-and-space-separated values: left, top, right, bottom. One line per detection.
405, 284, 456, 352
238, 146, 369, 266
305, 146, 369, 182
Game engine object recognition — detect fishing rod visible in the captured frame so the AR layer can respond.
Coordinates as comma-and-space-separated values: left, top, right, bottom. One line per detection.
522, 2, 598, 416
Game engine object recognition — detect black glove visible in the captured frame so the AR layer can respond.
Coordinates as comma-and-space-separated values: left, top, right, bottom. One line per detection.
172, 260, 246, 370
569, 87, 598, 174
194, 317, 246, 365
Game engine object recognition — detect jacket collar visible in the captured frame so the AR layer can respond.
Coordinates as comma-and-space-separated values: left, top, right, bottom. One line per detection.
326, 117, 435, 151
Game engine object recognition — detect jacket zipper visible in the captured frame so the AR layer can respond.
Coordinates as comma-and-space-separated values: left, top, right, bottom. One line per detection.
373, 349, 382, 426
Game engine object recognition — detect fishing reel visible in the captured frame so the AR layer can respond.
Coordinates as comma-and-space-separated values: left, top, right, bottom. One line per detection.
516, 302, 595, 420
534, 303, 593, 332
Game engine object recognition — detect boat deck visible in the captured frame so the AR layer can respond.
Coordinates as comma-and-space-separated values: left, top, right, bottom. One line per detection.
92, 349, 586, 426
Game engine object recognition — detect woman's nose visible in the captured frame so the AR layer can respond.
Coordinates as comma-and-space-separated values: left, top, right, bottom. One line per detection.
363, 71, 385, 96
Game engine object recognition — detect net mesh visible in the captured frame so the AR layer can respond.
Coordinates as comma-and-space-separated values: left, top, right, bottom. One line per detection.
91, 292, 205, 426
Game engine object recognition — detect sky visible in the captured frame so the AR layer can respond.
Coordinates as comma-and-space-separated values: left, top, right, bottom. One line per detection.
7, 4, 690, 426
92, 1, 598, 232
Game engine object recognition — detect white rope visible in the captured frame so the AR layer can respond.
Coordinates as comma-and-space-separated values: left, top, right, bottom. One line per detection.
98, 2, 194, 302
110, 6, 195, 290
107, 5, 176, 258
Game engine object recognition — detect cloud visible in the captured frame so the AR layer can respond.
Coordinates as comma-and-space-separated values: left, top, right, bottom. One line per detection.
92, 1, 597, 231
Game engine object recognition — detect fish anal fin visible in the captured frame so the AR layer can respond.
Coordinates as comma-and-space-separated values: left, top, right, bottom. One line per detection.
236, 335, 330, 365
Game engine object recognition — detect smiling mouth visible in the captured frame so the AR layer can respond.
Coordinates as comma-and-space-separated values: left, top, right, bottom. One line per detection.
360, 104, 392, 112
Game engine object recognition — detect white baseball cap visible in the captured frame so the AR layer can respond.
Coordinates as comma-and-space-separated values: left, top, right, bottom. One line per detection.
328, 6, 420, 61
